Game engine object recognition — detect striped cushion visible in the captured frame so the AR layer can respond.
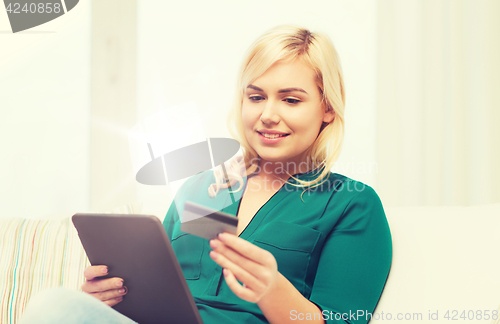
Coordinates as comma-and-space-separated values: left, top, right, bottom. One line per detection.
0, 218, 89, 324
0, 203, 143, 324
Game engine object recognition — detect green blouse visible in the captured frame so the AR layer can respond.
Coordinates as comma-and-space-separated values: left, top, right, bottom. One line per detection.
163, 169, 392, 324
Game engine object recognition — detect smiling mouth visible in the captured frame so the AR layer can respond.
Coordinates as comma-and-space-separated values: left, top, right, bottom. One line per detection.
257, 131, 290, 139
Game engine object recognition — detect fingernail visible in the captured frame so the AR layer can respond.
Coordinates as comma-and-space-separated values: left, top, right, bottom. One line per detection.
218, 233, 226, 241
210, 239, 219, 248
116, 280, 123, 287
122, 286, 128, 294
223, 268, 229, 276
209, 251, 218, 260
101, 266, 108, 274
115, 296, 123, 301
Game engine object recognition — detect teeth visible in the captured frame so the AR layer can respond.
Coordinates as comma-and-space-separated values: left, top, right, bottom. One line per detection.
262, 133, 286, 138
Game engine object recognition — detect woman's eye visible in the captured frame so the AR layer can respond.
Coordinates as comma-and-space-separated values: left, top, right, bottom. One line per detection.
249, 95, 264, 102
284, 98, 300, 104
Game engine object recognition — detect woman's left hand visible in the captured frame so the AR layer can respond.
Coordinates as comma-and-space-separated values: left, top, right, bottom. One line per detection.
209, 232, 279, 303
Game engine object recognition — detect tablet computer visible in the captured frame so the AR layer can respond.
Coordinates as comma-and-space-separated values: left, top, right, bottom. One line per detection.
72, 213, 204, 324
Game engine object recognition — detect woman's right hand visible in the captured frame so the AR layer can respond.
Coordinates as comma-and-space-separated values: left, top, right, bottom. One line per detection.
81, 265, 128, 307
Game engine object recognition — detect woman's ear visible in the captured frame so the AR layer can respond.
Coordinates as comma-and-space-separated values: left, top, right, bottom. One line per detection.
323, 108, 335, 124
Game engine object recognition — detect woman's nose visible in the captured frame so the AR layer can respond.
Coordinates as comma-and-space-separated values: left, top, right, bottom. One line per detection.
259, 100, 281, 125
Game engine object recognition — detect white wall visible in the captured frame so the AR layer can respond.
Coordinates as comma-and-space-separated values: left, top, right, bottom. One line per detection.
375, 0, 500, 206
136, 0, 379, 216
0, 2, 91, 219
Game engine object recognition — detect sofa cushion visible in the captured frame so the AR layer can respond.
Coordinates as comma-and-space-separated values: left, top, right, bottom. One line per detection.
0, 218, 89, 324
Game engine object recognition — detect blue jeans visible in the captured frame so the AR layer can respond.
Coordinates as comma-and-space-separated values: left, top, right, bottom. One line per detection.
19, 287, 138, 324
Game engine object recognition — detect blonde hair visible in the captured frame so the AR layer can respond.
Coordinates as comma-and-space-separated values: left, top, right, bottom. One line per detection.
208, 25, 346, 199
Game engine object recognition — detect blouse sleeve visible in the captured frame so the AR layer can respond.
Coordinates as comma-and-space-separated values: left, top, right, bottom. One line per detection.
309, 185, 392, 324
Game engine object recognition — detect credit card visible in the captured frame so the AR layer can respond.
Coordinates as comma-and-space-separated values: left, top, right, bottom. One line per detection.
181, 201, 238, 240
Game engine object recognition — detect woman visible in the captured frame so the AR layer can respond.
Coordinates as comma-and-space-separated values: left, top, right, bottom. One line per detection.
20, 25, 392, 324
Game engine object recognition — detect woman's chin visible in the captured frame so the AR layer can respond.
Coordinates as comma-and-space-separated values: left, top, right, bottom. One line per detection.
256, 153, 293, 164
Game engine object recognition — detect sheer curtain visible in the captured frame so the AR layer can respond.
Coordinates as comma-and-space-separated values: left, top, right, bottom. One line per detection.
375, 0, 500, 206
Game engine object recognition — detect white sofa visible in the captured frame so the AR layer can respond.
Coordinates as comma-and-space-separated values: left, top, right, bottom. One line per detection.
373, 204, 500, 324
1, 203, 499, 323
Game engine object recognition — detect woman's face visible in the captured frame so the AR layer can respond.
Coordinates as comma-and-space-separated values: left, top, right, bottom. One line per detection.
242, 59, 334, 171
